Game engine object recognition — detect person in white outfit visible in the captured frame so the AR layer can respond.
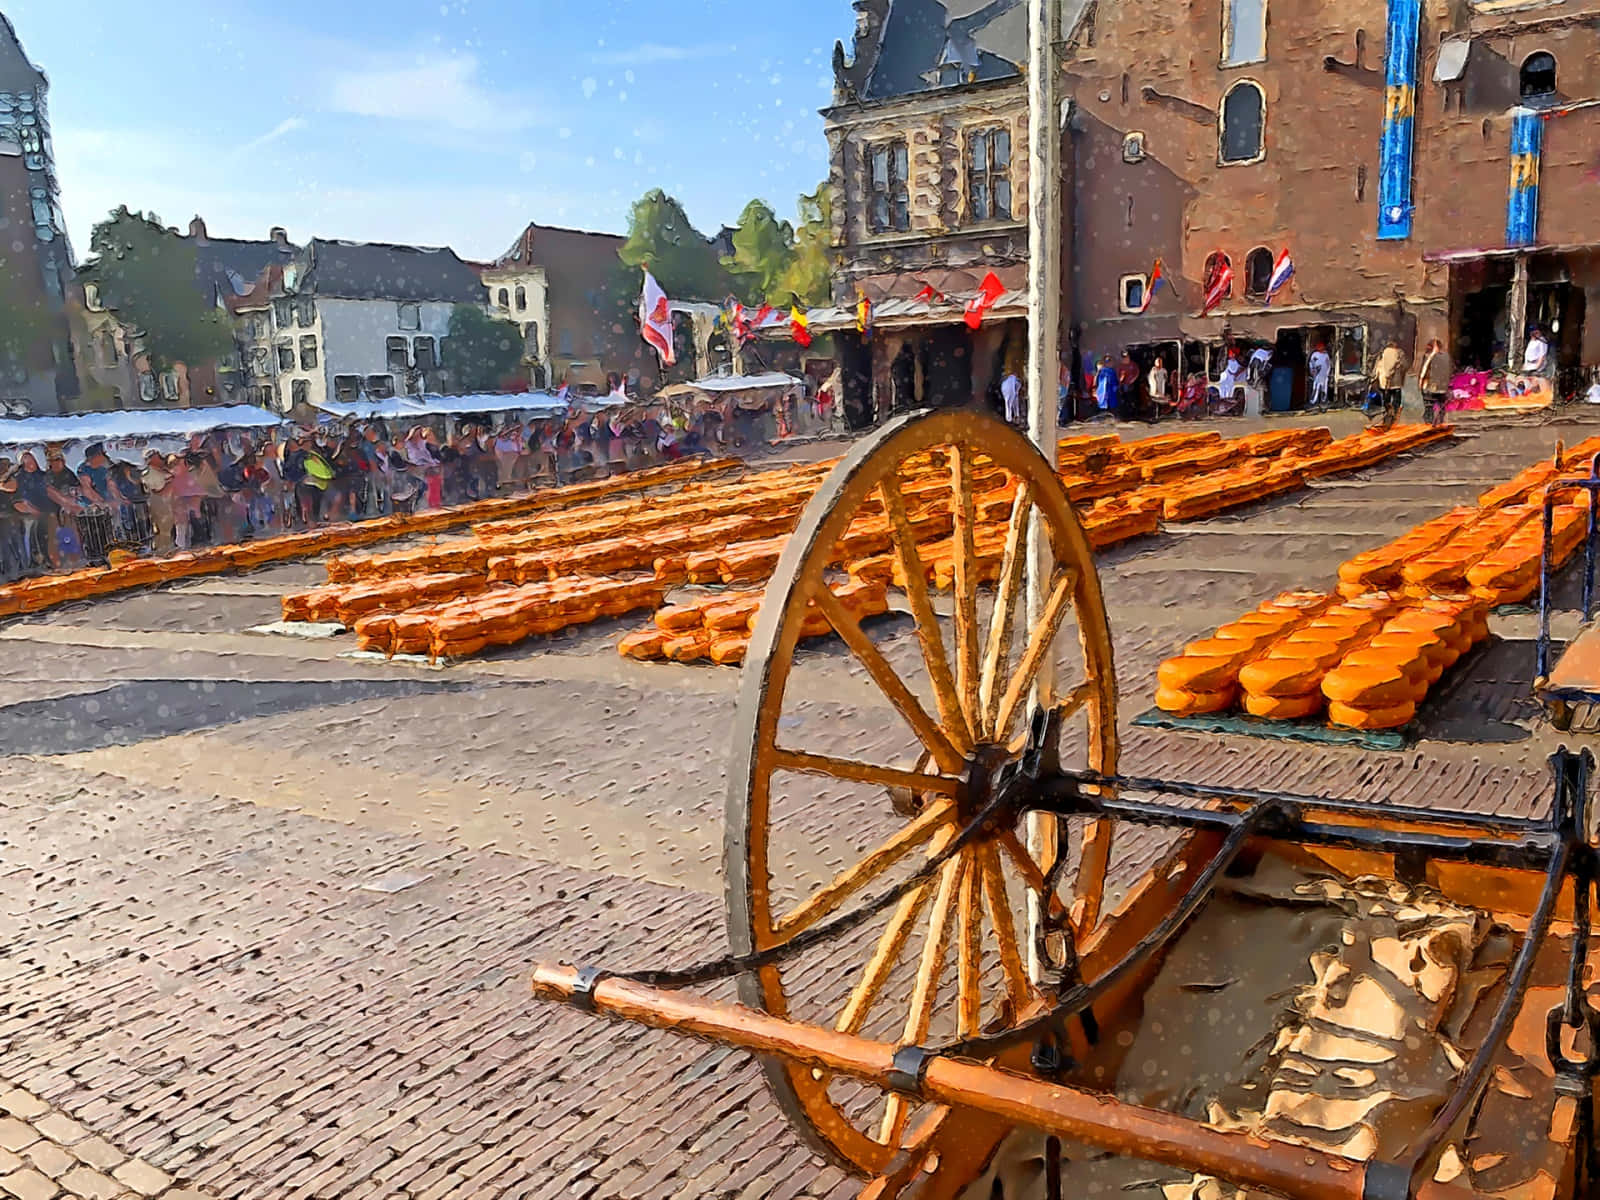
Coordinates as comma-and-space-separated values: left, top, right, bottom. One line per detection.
1000, 372, 1022, 425
1308, 342, 1332, 408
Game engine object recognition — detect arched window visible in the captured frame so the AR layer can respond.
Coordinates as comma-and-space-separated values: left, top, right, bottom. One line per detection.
1245, 247, 1274, 298
497, 288, 510, 309
515, 285, 527, 311
1220, 81, 1265, 164
1204, 252, 1234, 300
1521, 52, 1557, 100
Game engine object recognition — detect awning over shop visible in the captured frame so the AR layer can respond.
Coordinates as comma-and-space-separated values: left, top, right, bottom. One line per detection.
659, 372, 801, 395
314, 393, 570, 422
806, 290, 1026, 333
0, 403, 284, 447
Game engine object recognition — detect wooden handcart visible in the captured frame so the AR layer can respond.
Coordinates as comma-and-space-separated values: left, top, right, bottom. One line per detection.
533, 409, 1600, 1200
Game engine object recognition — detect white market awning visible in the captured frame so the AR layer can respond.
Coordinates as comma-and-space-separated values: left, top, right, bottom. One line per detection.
315, 393, 571, 422
0, 403, 285, 447
806, 289, 1026, 333
678, 372, 802, 393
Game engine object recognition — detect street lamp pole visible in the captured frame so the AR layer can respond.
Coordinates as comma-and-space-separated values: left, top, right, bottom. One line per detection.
1025, 0, 1064, 982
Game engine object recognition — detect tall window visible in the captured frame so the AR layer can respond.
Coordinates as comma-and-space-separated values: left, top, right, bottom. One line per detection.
273, 298, 292, 328
497, 288, 510, 310
515, 285, 527, 311
1521, 52, 1557, 100
1222, 0, 1266, 66
559, 329, 574, 357
366, 374, 396, 399
413, 336, 437, 370
295, 298, 315, 327
525, 323, 541, 359
298, 335, 318, 370
1244, 247, 1274, 298
386, 336, 410, 373
334, 375, 361, 401
276, 341, 295, 371
1220, 81, 1265, 164
868, 140, 910, 234
398, 302, 421, 331
966, 128, 1012, 222
291, 379, 310, 409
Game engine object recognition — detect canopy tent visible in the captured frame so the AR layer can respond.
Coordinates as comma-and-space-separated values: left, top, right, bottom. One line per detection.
656, 372, 802, 400
0, 404, 284, 448
314, 392, 570, 423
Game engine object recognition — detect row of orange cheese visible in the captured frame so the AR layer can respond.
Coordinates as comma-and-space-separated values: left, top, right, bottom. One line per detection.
618, 580, 891, 666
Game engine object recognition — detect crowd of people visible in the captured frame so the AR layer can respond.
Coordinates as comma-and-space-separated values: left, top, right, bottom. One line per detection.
0, 380, 755, 582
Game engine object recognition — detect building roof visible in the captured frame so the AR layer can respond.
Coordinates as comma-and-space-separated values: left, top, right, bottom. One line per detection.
836, 0, 1094, 102
191, 227, 299, 304
0, 14, 46, 93
494, 222, 625, 269
300, 238, 485, 303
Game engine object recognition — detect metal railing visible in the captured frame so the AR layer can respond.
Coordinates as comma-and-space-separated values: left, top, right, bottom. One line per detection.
1537, 454, 1600, 681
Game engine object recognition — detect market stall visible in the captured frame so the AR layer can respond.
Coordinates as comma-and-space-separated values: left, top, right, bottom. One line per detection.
0, 404, 286, 467
656, 372, 805, 446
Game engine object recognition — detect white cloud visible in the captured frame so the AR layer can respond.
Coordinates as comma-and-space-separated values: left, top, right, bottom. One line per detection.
587, 43, 737, 66
325, 53, 540, 132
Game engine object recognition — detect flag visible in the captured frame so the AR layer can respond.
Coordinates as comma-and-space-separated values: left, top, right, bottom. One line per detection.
964, 271, 1005, 330
639, 269, 675, 365
856, 292, 873, 339
913, 283, 946, 305
1201, 258, 1234, 316
790, 306, 812, 348
555, 383, 570, 405
752, 303, 774, 330
1136, 260, 1166, 314
1264, 249, 1295, 304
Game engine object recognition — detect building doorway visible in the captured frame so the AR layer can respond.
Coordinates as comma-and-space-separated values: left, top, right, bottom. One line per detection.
1273, 326, 1308, 410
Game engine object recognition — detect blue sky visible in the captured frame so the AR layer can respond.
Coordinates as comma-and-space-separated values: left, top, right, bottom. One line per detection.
6, 0, 851, 259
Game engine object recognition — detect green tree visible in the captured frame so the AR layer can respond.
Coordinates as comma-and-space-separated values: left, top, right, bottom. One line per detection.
723, 199, 795, 307
617, 189, 727, 301
445, 304, 525, 391
778, 183, 834, 308
80, 207, 233, 373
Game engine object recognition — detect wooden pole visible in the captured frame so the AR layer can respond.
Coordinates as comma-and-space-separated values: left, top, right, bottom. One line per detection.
530, 965, 1484, 1200
1025, 0, 1064, 983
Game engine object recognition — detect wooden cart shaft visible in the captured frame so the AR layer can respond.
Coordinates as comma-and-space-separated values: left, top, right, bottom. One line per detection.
531, 964, 1492, 1200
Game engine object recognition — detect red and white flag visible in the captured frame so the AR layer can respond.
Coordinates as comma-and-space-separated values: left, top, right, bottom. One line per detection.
639, 268, 675, 365
1200, 259, 1234, 317
964, 272, 1006, 330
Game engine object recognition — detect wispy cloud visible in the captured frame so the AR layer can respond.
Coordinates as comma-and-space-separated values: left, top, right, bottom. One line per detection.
234, 117, 307, 157
325, 53, 541, 132
588, 43, 738, 66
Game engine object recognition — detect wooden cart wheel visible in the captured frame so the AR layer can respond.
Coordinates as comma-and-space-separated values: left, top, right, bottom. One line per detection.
725, 409, 1119, 1175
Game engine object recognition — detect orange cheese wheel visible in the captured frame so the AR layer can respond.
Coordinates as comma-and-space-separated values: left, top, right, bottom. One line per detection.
1337, 647, 1429, 680
1321, 663, 1425, 707
1155, 685, 1238, 716
1243, 692, 1325, 721
1262, 641, 1349, 669
655, 605, 705, 632
1327, 699, 1416, 730
618, 629, 668, 659
1185, 635, 1273, 658
708, 635, 749, 665
1262, 590, 1331, 614
1158, 652, 1252, 693
1238, 657, 1331, 698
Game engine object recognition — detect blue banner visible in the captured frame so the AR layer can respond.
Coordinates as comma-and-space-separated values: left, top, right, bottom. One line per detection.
1377, 0, 1421, 240
1506, 108, 1543, 247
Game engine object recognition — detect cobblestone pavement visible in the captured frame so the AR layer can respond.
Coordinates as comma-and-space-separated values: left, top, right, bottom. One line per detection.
0, 410, 1593, 1199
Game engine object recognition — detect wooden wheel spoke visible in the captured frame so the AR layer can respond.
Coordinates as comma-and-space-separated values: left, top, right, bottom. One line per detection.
956, 852, 983, 1037
997, 829, 1069, 922
834, 836, 945, 1037
879, 474, 971, 750
992, 569, 1079, 742
949, 446, 982, 734
812, 584, 966, 775
978, 481, 1033, 740
978, 842, 1037, 1014
773, 798, 955, 942
879, 851, 966, 1148
771, 749, 963, 798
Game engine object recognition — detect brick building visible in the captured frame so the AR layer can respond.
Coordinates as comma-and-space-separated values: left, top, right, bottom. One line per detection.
817, 0, 1600, 420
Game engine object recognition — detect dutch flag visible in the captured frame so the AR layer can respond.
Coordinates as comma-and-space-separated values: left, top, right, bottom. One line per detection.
1265, 249, 1295, 304
1137, 260, 1166, 314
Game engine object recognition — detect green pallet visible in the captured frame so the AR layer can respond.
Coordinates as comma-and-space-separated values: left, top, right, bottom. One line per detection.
1132, 707, 1410, 752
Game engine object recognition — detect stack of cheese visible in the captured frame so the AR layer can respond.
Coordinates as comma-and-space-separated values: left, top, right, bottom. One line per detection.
1319, 595, 1488, 729
282, 572, 487, 625
620, 580, 889, 666
353, 576, 669, 661
1156, 463, 1306, 522
1236, 593, 1403, 721
1335, 509, 1482, 598
1155, 590, 1332, 717
1398, 506, 1540, 598
1465, 501, 1593, 606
